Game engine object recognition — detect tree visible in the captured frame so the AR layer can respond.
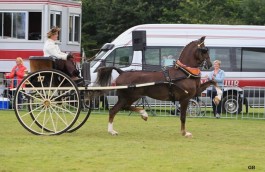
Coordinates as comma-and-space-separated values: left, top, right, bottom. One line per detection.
239, 0, 265, 25
81, 0, 265, 57
81, 0, 182, 57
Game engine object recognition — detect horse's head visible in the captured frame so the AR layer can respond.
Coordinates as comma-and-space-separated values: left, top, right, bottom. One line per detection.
178, 36, 212, 69
196, 36, 212, 69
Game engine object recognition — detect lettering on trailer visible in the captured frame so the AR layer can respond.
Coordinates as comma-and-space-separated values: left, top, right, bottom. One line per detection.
202, 79, 265, 87
224, 80, 239, 87
201, 79, 239, 87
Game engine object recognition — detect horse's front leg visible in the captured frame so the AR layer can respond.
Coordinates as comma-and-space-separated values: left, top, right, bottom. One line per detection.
198, 80, 223, 105
213, 86, 223, 105
197, 80, 217, 94
180, 100, 192, 138
108, 100, 125, 135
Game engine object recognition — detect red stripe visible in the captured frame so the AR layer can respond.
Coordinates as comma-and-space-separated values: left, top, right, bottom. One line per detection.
0, 50, 81, 62
0, 50, 43, 59
201, 79, 265, 87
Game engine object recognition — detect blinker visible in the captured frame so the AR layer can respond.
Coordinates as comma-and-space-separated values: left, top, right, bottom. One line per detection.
199, 47, 208, 54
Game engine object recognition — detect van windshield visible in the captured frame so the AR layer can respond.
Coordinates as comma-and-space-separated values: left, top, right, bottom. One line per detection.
90, 51, 108, 67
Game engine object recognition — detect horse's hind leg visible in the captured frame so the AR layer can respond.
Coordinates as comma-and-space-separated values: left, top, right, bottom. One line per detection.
108, 99, 125, 135
108, 97, 146, 135
180, 100, 193, 138
129, 106, 148, 121
123, 97, 148, 121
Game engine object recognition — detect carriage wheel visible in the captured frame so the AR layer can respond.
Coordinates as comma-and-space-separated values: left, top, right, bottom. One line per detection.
66, 90, 95, 133
14, 69, 81, 135
66, 109, 91, 133
186, 99, 201, 117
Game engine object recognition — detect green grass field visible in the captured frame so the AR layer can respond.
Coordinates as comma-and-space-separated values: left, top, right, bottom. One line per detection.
1, 110, 265, 172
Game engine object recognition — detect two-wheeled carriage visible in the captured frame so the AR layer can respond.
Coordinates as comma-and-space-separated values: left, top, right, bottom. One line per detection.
13, 56, 85, 135
14, 37, 219, 137
13, 56, 156, 135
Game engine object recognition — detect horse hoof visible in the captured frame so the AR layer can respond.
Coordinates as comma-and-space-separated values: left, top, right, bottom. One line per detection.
108, 131, 118, 136
185, 132, 193, 138
141, 115, 148, 121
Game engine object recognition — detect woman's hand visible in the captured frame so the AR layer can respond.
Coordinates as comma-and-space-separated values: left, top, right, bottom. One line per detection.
67, 53, 74, 60
212, 74, 216, 80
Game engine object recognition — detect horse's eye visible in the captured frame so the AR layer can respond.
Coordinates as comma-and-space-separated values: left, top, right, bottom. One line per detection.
199, 47, 208, 54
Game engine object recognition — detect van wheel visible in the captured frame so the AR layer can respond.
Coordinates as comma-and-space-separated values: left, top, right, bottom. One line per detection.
222, 95, 242, 114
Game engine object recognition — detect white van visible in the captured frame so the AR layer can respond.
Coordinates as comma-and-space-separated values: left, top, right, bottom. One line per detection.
89, 24, 265, 114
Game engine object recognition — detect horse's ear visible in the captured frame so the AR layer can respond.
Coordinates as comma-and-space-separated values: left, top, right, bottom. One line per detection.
199, 36, 206, 43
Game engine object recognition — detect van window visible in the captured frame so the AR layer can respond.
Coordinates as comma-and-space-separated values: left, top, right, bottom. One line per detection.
145, 48, 160, 65
144, 47, 182, 67
161, 47, 181, 66
143, 48, 160, 71
104, 47, 132, 68
143, 47, 182, 71
205, 47, 240, 72
105, 51, 114, 67
242, 48, 265, 72
208, 48, 230, 71
91, 51, 108, 67
235, 48, 241, 71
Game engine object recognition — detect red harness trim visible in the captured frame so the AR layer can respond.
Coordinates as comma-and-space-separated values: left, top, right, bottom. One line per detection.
176, 60, 201, 76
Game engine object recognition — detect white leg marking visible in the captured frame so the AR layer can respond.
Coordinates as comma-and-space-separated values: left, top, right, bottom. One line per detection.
185, 132, 193, 138
216, 87, 223, 100
108, 122, 118, 135
139, 109, 148, 121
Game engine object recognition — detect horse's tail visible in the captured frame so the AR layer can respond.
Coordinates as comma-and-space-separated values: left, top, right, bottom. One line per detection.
96, 67, 124, 86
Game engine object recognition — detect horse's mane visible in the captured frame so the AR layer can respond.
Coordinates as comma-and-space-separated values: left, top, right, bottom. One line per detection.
178, 40, 197, 61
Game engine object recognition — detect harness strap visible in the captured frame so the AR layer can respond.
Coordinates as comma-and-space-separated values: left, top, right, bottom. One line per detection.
162, 67, 171, 82
162, 67, 176, 102
155, 81, 188, 94
175, 60, 201, 77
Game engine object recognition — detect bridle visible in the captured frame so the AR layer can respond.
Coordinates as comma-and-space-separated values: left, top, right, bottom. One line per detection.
197, 41, 210, 70
175, 40, 211, 77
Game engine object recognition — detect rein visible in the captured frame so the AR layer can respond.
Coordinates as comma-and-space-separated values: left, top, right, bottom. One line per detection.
175, 60, 201, 78
159, 39, 205, 102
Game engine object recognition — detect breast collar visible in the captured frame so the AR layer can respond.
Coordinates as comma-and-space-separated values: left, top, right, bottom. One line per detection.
175, 60, 201, 78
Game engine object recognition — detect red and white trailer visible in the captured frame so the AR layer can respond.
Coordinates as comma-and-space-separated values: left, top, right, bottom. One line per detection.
0, 0, 82, 73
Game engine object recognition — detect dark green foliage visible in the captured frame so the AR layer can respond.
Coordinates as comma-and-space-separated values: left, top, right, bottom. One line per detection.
81, 0, 265, 57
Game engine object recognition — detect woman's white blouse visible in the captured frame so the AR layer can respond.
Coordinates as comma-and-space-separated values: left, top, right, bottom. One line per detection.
43, 39, 67, 60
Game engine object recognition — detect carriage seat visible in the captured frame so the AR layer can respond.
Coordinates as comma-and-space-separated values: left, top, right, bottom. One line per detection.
29, 56, 88, 86
29, 56, 57, 73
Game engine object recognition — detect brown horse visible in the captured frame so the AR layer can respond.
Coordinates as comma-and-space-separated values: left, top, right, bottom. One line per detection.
96, 36, 222, 137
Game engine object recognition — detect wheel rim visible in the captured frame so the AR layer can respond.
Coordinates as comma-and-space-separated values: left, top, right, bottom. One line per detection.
14, 70, 81, 135
187, 99, 201, 117
224, 98, 238, 114
67, 92, 92, 133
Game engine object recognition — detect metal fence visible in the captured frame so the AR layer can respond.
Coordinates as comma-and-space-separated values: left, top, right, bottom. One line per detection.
1, 78, 265, 119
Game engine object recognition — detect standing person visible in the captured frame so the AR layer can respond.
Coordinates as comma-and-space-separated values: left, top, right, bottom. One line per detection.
43, 26, 80, 81
6, 57, 27, 109
206, 60, 225, 118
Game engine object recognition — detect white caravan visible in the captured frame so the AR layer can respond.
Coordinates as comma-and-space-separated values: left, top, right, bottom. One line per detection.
89, 24, 265, 113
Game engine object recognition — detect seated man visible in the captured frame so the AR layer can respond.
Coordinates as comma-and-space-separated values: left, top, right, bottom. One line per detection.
43, 26, 80, 81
